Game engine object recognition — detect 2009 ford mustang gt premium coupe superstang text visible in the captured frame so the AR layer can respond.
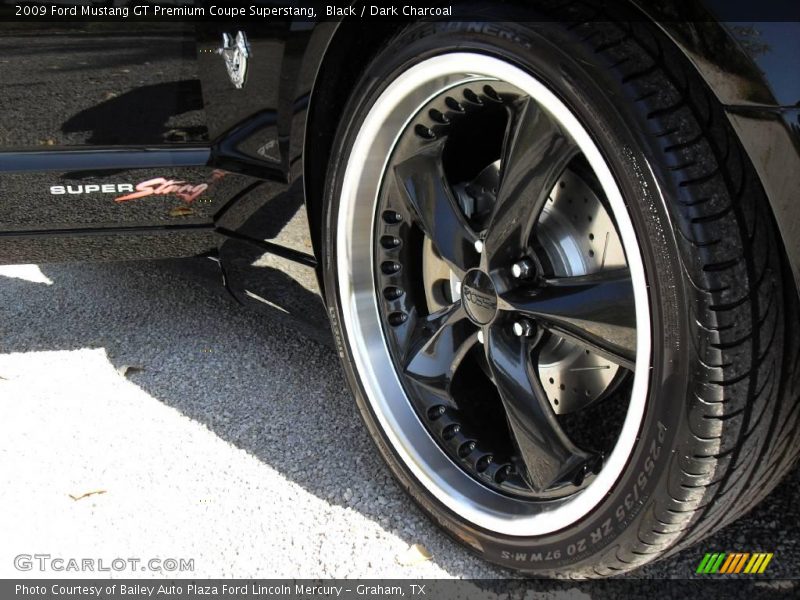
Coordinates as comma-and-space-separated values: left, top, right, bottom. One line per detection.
1, 0, 799, 577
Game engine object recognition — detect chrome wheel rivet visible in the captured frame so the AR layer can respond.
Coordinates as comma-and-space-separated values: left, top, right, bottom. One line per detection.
511, 259, 534, 279
477, 330, 485, 344
512, 320, 534, 337
474, 239, 484, 254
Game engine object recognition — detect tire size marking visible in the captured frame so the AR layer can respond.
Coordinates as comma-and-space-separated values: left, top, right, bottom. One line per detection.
328, 306, 346, 359
614, 421, 666, 526
589, 519, 613, 545
566, 538, 587, 557
500, 549, 563, 563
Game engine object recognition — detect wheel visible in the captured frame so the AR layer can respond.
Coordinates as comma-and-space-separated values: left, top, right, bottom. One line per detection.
321, 14, 799, 577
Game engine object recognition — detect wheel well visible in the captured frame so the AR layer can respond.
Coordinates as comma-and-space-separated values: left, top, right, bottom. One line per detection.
303, 3, 799, 299
303, 18, 404, 287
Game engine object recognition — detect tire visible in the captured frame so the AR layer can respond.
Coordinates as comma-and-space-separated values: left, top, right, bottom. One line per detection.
320, 12, 800, 577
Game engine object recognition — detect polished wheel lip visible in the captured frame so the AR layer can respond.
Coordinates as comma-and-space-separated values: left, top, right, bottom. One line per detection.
336, 53, 651, 536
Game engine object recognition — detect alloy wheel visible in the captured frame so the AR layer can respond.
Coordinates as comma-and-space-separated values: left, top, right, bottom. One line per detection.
336, 54, 651, 535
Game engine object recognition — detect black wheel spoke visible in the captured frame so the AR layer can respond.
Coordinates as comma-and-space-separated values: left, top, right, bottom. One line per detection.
500, 268, 637, 370
404, 303, 475, 400
486, 328, 593, 493
486, 97, 578, 266
394, 142, 478, 275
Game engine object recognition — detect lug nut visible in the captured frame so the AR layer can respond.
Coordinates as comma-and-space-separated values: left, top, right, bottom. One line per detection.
513, 320, 535, 337
474, 239, 484, 254
511, 259, 535, 279
477, 330, 485, 344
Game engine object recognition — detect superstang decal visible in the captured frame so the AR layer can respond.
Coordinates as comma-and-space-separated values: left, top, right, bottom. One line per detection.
114, 178, 208, 203
49, 171, 226, 205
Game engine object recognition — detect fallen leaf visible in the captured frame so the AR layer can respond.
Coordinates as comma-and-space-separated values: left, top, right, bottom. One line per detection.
395, 543, 433, 566
117, 365, 143, 377
169, 206, 194, 217
69, 490, 106, 501
164, 128, 188, 142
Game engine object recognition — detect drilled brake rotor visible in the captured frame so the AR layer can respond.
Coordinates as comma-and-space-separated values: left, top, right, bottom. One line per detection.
422, 165, 627, 414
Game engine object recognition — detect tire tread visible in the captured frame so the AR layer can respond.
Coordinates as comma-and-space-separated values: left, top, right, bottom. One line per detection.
559, 5, 799, 576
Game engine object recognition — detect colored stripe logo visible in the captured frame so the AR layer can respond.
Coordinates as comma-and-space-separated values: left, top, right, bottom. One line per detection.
696, 552, 773, 574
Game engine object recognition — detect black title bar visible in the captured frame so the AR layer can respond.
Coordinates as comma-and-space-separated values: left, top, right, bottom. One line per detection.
0, 1, 799, 23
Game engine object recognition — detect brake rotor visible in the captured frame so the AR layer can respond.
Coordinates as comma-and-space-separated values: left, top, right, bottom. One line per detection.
421, 165, 627, 414
535, 168, 627, 413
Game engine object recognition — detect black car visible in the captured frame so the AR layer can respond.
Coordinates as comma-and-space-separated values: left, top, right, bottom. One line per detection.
1, 0, 799, 577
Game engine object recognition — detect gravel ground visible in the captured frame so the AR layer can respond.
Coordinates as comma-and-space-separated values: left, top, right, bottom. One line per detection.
0, 259, 797, 589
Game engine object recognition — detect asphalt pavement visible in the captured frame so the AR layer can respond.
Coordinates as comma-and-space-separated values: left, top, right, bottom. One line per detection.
0, 258, 797, 590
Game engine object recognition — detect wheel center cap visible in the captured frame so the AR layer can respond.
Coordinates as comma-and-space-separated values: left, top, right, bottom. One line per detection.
461, 269, 498, 325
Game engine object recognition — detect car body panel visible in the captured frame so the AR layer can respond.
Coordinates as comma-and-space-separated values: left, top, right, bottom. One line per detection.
0, 3, 798, 320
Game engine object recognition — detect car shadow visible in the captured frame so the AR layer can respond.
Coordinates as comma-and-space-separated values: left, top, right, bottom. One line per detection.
61, 80, 207, 145
0, 259, 797, 589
